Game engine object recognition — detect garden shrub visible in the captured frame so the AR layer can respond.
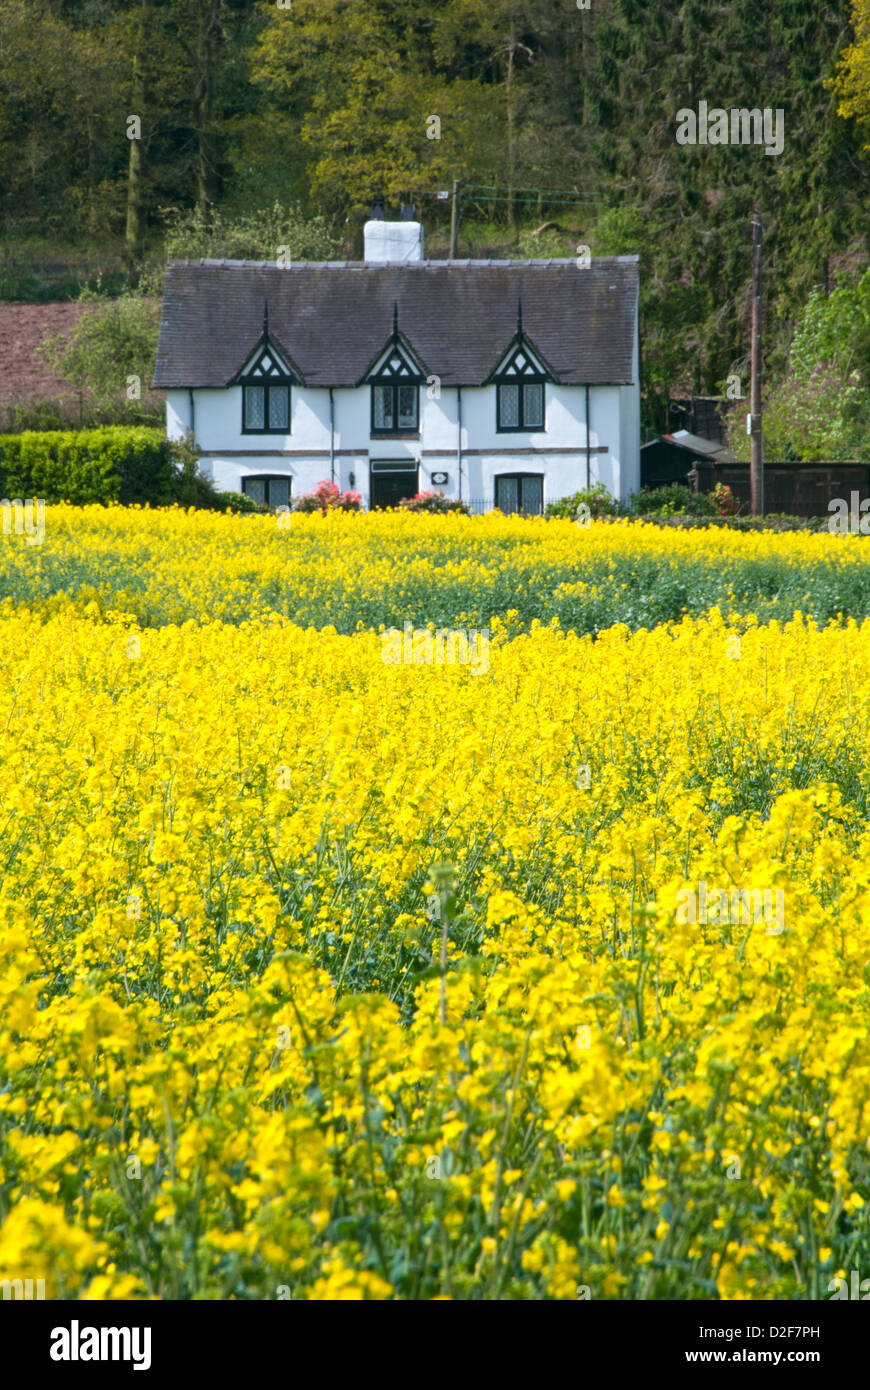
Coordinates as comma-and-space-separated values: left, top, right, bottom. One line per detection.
646, 513, 830, 532
293, 480, 362, 512
397, 490, 470, 514
0, 426, 204, 506
545, 482, 620, 519
212, 490, 266, 514
629, 483, 719, 517
37, 286, 162, 426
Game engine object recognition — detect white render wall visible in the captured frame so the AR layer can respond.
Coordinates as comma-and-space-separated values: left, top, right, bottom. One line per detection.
165, 378, 640, 505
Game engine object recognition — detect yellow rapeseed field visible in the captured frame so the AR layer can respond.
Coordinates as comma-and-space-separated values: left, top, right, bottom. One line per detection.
0, 508, 869, 1299
3, 502, 870, 634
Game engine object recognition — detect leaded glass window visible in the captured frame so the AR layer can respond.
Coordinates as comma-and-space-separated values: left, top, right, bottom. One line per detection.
494, 341, 548, 431
369, 344, 421, 434
244, 386, 265, 431
241, 475, 292, 510
495, 474, 543, 516
497, 384, 520, 429
239, 343, 293, 434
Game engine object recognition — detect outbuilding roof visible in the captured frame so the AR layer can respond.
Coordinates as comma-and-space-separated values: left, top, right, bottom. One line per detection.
642, 430, 737, 463
153, 257, 639, 390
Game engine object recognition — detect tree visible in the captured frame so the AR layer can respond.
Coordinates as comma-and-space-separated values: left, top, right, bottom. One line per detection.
160, 200, 338, 263
38, 287, 162, 422
833, 0, 870, 140
723, 266, 870, 460
155, 0, 262, 222
433, 0, 582, 234
724, 362, 869, 461
789, 266, 870, 380
252, 0, 503, 212
0, 0, 126, 236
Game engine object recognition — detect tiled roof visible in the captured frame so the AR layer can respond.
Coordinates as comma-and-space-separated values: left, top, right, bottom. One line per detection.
153, 257, 639, 390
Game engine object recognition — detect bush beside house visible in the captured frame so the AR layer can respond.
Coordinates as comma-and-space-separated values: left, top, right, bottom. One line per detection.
397, 490, 470, 514
544, 481, 742, 521
0, 426, 250, 509
292, 480, 362, 512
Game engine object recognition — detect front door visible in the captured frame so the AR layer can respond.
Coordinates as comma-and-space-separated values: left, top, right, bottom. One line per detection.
370, 461, 419, 509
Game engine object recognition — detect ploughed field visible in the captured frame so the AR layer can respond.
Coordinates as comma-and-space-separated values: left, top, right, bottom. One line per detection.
1, 507, 869, 1299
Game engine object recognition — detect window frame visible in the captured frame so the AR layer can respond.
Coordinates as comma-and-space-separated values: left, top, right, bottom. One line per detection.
493, 342, 549, 433
369, 345, 422, 438
239, 344, 293, 436
241, 474, 292, 511
494, 472, 544, 516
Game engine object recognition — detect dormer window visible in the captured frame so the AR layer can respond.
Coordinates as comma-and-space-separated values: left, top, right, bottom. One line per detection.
495, 343, 547, 432
369, 345, 422, 437
239, 344, 293, 434
488, 304, 553, 434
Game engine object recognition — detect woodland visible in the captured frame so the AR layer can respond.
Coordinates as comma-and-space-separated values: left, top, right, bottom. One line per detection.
4, 0, 870, 440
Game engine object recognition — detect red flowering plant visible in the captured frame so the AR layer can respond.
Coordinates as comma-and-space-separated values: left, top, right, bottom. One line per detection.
292, 480, 361, 513
396, 489, 469, 514
711, 482, 742, 516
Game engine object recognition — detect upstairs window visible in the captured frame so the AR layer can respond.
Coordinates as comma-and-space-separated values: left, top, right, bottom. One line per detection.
370, 347, 421, 435
372, 382, 419, 432
240, 345, 293, 434
494, 343, 548, 432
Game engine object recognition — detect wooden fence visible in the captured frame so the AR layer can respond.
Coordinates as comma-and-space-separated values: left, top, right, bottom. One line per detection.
688, 459, 870, 517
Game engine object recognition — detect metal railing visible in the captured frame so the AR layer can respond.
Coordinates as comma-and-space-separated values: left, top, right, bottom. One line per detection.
464, 498, 542, 515
364, 499, 544, 515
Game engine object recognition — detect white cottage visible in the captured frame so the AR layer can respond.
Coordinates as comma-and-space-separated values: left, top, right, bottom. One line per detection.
154, 223, 640, 513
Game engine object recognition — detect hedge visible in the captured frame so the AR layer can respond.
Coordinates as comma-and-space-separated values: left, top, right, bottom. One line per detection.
632, 513, 834, 532
0, 427, 178, 505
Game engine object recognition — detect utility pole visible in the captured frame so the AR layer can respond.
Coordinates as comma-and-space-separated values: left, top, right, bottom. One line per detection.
749, 206, 764, 516
449, 180, 460, 258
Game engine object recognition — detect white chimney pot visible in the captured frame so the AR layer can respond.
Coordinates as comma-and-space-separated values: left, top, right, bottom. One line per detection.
364, 221, 424, 263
